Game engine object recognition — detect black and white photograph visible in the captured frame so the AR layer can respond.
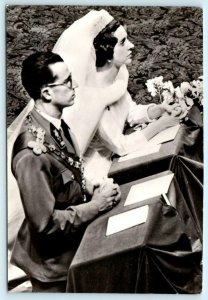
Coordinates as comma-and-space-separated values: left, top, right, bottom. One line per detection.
7, 5, 203, 293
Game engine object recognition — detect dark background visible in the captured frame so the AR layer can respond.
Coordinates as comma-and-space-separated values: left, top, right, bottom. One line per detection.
6, 5, 202, 127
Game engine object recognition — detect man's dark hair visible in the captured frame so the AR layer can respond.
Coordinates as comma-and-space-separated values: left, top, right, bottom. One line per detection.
93, 20, 121, 68
21, 51, 63, 100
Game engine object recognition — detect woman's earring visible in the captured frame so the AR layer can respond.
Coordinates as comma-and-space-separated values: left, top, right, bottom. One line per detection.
107, 59, 111, 63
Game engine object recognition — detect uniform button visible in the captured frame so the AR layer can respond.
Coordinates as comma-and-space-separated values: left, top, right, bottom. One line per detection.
61, 152, 66, 159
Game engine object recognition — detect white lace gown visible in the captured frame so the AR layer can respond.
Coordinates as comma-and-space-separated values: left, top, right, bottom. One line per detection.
53, 9, 156, 183
83, 91, 155, 182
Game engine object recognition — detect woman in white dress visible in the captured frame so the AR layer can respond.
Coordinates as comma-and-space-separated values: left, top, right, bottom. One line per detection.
53, 10, 179, 182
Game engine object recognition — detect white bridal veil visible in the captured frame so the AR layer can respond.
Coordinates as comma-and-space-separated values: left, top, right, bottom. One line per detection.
53, 9, 113, 87
53, 9, 153, 182
53, 9, 129, 155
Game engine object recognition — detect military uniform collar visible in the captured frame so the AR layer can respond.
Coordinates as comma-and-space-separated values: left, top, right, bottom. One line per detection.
35, 107, 61, 130
12, 108, 86, 202
30, 108, 80, 155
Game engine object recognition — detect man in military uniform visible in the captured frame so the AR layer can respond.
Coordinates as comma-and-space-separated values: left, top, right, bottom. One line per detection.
11, 51, 121, 292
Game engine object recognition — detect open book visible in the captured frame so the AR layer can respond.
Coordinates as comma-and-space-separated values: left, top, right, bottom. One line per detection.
118, 124, 180, 162
118, 144, 161, 162
124, 173, 174, 206
150, 124, 180, 145
106, 205, 149, 236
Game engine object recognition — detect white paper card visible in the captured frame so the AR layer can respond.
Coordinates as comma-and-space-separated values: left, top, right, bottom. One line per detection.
106, 205, 149, 236
124, 173, 174, 206
149, 124, 180, 145
117, 144, 161, 162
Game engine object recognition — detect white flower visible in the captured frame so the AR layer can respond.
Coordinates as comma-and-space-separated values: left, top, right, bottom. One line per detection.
145, 75, 203, 111
162, 90, 174, 104
153, 76, 164, 85
175, 86, 184, 99
185, 97, 194, 107
145, 80, 157, 96
192, 80, 201, 88
145, 76, 164, 97
191, 79, 203, 98
163, 81, 175, 94
180, 82, 192, 94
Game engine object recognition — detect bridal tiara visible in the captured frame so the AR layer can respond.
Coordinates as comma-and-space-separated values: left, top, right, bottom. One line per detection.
90, 9, 114, 37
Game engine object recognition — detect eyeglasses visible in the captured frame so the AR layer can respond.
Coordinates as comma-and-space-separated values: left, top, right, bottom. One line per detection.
47, 73, 73, 89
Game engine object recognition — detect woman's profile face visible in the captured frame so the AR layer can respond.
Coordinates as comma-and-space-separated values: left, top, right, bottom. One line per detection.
112, 25, 134, 68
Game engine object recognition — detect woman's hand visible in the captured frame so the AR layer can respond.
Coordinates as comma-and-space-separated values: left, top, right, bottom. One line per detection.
161, 100, 181, 115
161, 99, 188, 119
156, 114, 180, 130
142, 114, 179, 140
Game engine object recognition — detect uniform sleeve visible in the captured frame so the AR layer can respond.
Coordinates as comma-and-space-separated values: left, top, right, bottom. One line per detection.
52, 201, 100, 232
12, 150, 99, 235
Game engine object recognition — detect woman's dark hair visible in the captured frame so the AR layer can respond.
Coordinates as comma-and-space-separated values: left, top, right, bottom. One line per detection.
93, 19, 122, 68
21, 51, 63, 100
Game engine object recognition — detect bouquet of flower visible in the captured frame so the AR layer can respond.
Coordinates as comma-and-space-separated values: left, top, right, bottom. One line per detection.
145, 76, 203, 121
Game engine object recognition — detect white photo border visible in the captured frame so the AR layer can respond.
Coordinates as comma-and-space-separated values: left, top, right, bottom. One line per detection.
2, 0, 207, 299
